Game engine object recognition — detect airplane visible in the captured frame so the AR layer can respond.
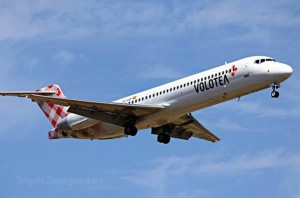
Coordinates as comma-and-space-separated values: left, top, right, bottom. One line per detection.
0, 56, 293, 144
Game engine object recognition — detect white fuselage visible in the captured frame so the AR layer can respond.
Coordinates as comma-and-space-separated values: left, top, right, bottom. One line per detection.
60, 56, 292, 139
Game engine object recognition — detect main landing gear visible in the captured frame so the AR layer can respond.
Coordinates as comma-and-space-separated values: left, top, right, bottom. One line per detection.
271, 83, 280, 98
157, 133, 171, 144
124, 117, 138, 136
124, 125, 138, 136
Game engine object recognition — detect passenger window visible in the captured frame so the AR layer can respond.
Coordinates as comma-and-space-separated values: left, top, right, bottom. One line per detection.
180, 85, 182, 88
229, 69, 231, 73
201, 78, 203, 81
194, 80, 196, 84
187, 82, 189, 86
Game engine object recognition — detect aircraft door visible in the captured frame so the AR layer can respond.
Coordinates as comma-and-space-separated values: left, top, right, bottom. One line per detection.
244, 64, 250, 78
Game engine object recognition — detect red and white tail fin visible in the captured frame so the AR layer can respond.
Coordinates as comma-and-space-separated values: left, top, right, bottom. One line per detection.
36, 84, 69, 127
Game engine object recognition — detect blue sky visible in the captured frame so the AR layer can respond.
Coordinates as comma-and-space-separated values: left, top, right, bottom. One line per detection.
0, 0, 299, 197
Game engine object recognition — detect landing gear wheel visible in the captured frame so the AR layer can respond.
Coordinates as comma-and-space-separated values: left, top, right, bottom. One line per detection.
271, 91, 279, 98
163, 134, 170, 144
271, 83, 280, 98
124, 126, 138, 136
157, 134, 171, 144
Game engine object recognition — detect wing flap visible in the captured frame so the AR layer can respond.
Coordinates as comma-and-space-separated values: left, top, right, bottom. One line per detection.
67, 106, 128, 127
171, 114, 220, 142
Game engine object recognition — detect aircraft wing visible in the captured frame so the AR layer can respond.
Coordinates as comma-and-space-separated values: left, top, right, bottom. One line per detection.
170, 114, 220, 142
0, 90, 165, 128
0, 92, 218, 142
26, 94, 165, 117
0, 92, 164, 117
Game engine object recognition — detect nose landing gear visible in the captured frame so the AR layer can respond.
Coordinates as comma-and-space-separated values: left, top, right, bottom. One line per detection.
271, 83, 280, 98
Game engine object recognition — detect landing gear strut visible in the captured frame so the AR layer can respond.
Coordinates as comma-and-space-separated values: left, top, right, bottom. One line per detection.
157, 133, 171, 144
271, 83, 280, 98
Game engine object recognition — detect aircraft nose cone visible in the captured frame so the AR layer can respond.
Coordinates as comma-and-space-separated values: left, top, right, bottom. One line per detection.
281, 64, 293, 79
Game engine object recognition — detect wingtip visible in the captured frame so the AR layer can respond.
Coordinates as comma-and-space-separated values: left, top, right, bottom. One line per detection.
212, 139, 221, 143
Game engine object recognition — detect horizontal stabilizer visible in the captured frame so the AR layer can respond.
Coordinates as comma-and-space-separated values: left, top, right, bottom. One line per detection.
0, 91, 55, 97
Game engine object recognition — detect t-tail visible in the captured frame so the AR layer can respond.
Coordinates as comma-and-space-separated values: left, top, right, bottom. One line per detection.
36, 84, 69, 139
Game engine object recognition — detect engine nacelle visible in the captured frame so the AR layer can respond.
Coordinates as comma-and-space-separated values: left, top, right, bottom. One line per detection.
56, 114, 99, 131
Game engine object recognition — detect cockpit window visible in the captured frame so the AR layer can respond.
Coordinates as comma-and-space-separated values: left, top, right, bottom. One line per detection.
254, 58, 276, 64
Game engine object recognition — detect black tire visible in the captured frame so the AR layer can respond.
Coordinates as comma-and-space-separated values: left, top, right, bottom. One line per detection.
157, 134, 164, 143
271, 91, 275, 98
124, 126, 138, 136
271, 91, 279, 98
124, 126, 131, 135
157, 134, 170, 144
130, 126, 138, 136
162, 134, 170, 144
